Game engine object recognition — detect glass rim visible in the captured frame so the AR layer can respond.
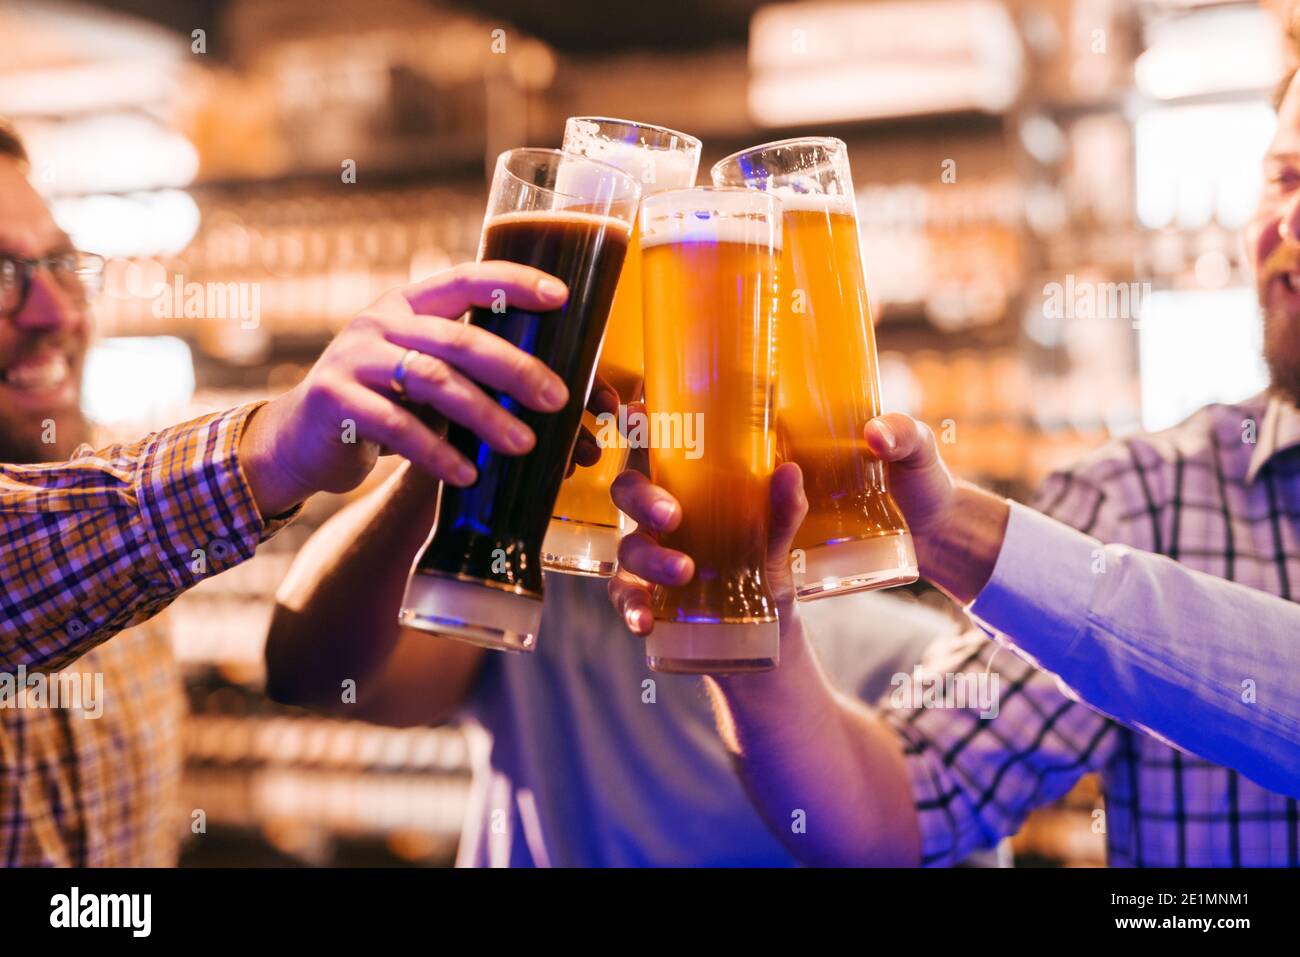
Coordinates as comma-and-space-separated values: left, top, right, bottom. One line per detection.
638, 184, 783, 210
494, 146, 642, 205
711, 136, 849, 176
563, 116, 703, 154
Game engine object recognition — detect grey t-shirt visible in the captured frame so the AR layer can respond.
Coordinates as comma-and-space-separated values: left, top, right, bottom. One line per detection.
456, 571, 958, 867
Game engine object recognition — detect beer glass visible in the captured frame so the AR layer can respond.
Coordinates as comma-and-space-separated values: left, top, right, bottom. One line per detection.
712, 138, 918, 601
399, 148, 640, 652
542, 117, 702, 577
639, 187, 782, 673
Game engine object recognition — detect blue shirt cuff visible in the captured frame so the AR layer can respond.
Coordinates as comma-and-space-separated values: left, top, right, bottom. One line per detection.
967, 500, 1098, 663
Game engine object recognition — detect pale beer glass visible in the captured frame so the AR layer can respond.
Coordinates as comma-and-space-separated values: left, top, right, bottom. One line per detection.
639, 187, 782, 673
712, 137, 918, 601
542, 117, 702, 577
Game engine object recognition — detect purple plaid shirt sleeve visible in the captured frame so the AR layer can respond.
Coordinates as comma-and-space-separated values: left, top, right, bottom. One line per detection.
880, 464, 1128, 867
0, 403, 294, 672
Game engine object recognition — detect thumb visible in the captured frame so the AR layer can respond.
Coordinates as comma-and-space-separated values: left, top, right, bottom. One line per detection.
862, 412, 956, 540
864, 413, 942, 472
768, 462, 807, 560
764, 462, 807, 609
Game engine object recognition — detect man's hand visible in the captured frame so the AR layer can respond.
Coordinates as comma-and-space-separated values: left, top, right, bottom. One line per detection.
240, 262, 578, 517
568, 373, 620, 477
863, 413, 1008, 603
608, 460, 809, 639
608, 411, 1009, 620
862, 414, 957, 544
606, 444, 923, 867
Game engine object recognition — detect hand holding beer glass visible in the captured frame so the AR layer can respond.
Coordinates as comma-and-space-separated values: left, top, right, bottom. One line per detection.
712, 138, 918, 601
399, 148, 639, 652
542, 117, 702, 577
635, 187, 784, 673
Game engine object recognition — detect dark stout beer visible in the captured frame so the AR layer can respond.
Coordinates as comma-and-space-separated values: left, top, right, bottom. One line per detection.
400, 149, 638, 652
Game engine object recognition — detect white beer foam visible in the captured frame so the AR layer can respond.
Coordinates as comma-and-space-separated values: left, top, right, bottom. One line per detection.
769, 190, 855, 216
552, 156, 640, 211
569, 138, 698, 192
640, 207, 782, 251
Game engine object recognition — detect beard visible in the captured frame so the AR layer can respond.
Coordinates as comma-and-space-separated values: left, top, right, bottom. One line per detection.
1262, 304, 1300, 407
0, 332, 90, 463
0, 405, 87, 463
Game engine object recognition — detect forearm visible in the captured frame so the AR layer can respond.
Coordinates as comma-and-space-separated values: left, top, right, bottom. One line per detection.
708, 619, 921, 866
972, 502, 1300, 796
265, 462, 444, 711
1, 405, 284, 672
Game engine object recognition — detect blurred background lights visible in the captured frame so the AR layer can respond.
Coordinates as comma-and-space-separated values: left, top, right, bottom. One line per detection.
23, 114, 199, 196
52, 189, 202, 259
81, 336, 196, 427
1135, 102, 1275, 231
1136, 5, 1283, 101
1138, 289, 1268, 432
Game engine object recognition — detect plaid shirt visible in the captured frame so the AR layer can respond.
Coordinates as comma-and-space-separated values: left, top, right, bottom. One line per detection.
0, 405, 290, 866
887, 391, 1300, 867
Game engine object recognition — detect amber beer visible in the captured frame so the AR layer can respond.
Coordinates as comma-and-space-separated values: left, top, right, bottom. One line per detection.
543, 117, 702, 577
639, 187, 782, 673
399, 149, 639, 652
712, 138, 917, 601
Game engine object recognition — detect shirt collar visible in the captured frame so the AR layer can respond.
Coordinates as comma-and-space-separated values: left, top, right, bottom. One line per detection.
1245, 392, 1300, 484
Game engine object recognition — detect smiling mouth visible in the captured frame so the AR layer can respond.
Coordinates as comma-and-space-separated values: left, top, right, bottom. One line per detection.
2, 352, 72, 392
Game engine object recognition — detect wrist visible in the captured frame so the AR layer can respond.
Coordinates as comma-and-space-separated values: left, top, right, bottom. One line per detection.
240, 396, 315, 519
914, 481, 1010, 604
706, 614, 844, 756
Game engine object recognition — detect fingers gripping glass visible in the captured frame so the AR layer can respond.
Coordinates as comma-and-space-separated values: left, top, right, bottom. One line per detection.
712, 138, 918, 601
0, 251, 105, 317
398, 148, 640, 654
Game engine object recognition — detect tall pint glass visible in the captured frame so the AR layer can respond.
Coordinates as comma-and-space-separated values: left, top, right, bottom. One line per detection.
712, 138, 918, 601
399, 148, 639, 652
542, 117, 702, 577
639, 187, 782, 674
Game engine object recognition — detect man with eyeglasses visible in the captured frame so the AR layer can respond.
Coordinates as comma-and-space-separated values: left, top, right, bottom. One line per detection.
0, 119, 602, 865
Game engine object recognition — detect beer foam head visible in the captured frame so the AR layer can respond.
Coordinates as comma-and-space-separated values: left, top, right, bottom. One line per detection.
548, 154, 641, 216
571, 139, 699, 194
639, 188, 782, 250
772, 190, 855, 217
564, 119, 700, 193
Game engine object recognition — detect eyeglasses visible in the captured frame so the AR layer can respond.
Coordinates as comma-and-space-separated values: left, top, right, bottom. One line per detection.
0, 250, 105, 318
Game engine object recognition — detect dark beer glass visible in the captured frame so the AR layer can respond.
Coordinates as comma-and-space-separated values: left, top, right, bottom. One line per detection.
399, 148, 639, 652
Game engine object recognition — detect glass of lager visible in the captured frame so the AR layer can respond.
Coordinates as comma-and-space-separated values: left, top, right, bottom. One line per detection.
712, 137, 918, 601
399, 148, 639, 652
639, 187, 783, 673
543, 117, 702, 577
